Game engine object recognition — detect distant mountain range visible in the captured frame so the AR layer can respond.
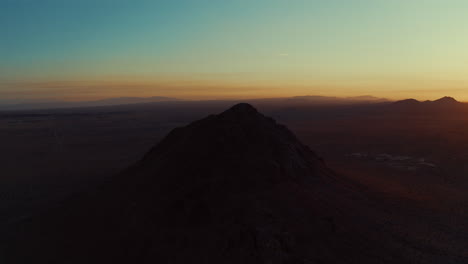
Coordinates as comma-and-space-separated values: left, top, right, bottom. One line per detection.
391, 96, 463, 111
0, 95, 390, 111
0, 96, 180, 111
288, 95, 388, 103
393, 96, 459, 106
1, 95, 463, 112
248, 95, 389, 106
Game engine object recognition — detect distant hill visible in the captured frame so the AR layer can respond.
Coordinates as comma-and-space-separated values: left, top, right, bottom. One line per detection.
393, 96, 459, 106
0, 96, 180, 111
284, 95, 389, 104
84, 96, 179, 106
392, 98, 420, 106
391, 96, 462, 111
430, 96, 459, 105
0, 95, 390, 111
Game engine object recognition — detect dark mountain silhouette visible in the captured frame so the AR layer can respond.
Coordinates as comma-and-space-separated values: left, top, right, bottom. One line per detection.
7, 104, 420, 263
392, 98, 420, 106
390, 96, 463, 114
0, 96, 179, 111
0, 95, 390, 111
88, 96, 179, 106
284, 95, 388, 104
428, 96, 459, 105
393, 96, 460, 106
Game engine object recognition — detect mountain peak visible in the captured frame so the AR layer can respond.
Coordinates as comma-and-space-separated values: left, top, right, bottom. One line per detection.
142, 103, 323, 184
225, 103, 257, 113
218, 103, 260, 120
393, 97, 460, 107
392, 98, 420, 105
433, 96, 458, 104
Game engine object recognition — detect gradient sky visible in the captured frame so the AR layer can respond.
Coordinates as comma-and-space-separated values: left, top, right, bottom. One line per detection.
2, 0, 468, 101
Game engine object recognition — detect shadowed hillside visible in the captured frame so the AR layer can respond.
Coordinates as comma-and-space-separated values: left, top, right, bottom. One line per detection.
3, 103, 467, 264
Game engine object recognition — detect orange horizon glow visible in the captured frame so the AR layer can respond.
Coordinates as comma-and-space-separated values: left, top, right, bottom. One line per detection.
1, 75, 468, 103
3, 1, 468, 103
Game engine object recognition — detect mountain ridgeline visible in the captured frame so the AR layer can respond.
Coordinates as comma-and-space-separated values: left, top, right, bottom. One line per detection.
392, 96, 461, 108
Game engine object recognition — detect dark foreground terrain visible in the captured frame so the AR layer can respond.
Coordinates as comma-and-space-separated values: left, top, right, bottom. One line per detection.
1, 99, 467, 263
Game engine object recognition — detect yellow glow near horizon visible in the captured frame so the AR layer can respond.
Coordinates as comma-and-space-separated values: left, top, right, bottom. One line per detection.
2, 74, 468, 102
3, 1, 468, 102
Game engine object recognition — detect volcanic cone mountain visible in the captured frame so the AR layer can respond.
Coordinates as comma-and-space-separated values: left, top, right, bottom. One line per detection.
8, 103, 414, 264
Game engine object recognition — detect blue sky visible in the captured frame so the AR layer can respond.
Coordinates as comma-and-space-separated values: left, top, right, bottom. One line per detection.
2, 0, 468, 100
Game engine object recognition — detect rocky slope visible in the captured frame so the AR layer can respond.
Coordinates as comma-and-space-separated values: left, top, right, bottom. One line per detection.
6, 103, 448, 263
